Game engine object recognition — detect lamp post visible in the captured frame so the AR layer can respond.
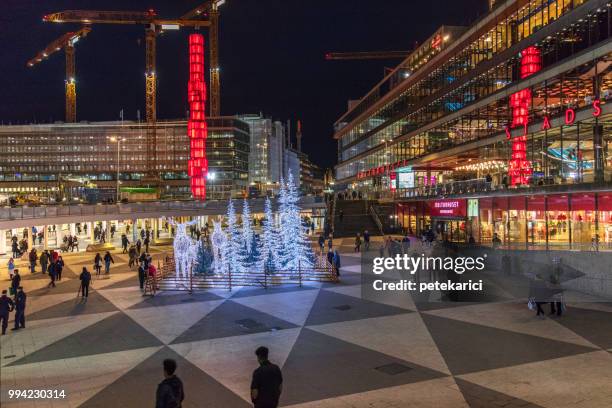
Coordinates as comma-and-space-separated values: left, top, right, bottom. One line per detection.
108, 136, 126, 202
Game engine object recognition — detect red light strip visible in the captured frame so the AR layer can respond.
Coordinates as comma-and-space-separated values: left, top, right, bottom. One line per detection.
508, 46, 541, 186
187, 34, 208, 199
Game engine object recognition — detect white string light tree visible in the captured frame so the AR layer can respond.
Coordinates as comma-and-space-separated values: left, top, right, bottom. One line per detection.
257, 197, 279, 273
277, 173, 314, 271
241, 198, 255, 267
225, 199, 247, 275
210, 219, 228, 275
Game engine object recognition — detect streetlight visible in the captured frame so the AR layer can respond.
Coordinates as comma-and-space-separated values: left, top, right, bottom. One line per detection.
108, 136, 126, 202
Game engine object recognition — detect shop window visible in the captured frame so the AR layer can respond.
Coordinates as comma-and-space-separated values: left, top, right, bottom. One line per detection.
571, 193, 595, 249
547, 194, 570, 249
527, 195, 546, 247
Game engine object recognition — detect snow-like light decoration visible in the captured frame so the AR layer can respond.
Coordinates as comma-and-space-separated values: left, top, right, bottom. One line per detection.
210, 219, 227, 275
187, 33, 208, 199
276, 173, 314, 270
241, 199, 254, 256
257, 197, 278, 272
225, 199, 246, 274
508, 46, 540, 186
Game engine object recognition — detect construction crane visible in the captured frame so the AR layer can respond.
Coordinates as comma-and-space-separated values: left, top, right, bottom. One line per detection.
325, 51, 411, 61
180, 1, 223, 116
42, 9, 211, 179
27, 27, 91, 123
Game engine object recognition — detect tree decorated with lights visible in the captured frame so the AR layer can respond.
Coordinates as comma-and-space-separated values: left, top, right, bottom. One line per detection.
225, 199, 246, 274
210, 219, 228, 275
257, 197, 279, 273
276, 173, 314, 270
241, 199, 255, 256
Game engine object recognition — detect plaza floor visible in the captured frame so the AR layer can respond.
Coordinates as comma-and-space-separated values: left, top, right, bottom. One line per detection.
1, 238, 612, 407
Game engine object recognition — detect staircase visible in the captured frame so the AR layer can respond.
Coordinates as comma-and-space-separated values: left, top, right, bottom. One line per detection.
332, 199, 380, 238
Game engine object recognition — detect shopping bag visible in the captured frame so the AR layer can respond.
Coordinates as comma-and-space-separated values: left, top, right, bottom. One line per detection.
527, 297, 536, 311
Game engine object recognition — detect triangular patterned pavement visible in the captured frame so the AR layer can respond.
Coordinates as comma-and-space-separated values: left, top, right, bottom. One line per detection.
552, 306, 612, 350
230, 284, 318, 299
126, 299, 225, 344
8, 311, 162, 366
2, 346, 162, 408
232, 289, 320, 326
0, 312, 118, 367
280, 328, 447, 406
454, 377, 545, 408
28, 277, 83, 296
420, 313, 596, 375
128, 290, 224, 309
97, 286, 150, 310
171, 327, 302, 403
27, 291, 119, 322
308, 313, 450, 375
422, 301, 599, 348
305, 289, 412, 326
171, 300, 298, 344
80, 346, 251, 408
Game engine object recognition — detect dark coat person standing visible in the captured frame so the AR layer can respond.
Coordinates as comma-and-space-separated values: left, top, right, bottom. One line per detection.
40, 251, 49, 274
138, 264, 146, 290
80, 267, 92, 298
156, 358, 184, 408
11, 270, 21, 296
251, 346, 283, 408
0, 290, 15, 335
47, 262, 57, 288
12, 287, 26, 330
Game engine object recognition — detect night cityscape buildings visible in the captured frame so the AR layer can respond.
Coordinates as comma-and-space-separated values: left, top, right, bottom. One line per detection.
334, 0, 612, 250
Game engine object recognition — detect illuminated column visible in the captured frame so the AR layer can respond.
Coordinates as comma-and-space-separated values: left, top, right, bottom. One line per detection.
27, 228, 33, 250
187, 33, 208, 200
43, 225, 48, 249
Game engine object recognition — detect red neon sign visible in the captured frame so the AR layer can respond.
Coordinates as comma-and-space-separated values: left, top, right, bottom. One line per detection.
187, 34, 208, 200
565, 108, 575, 125
593, 99, 602, 117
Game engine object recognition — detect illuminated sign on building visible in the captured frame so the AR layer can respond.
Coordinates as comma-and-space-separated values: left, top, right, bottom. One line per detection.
429, 199, 467, 218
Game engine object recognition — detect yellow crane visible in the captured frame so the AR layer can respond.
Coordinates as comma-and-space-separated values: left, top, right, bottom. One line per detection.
27, 27, 91, 123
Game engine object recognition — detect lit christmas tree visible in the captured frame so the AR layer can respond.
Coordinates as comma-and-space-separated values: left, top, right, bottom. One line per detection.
210, 219, 228, 275
225, 199, 246, 274
258, 197, 279, 273
242, 199, 254, 256
277, 173, 314, 271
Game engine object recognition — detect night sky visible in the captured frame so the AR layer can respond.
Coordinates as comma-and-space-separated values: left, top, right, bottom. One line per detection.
0, 0, 488, 168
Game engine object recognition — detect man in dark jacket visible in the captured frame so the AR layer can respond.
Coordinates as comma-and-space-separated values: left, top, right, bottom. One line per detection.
29, 248, 37, 273
79, 267, 92, 298
47, 262, 57, 288
11, 270, 21, 296
0, 290, 15, 335
138, 264, 146, 290
40, 250, 49, 274
12, 287, 26, 330
121, 234, 130, 254
251, 346, 283, 408
156, 358, 184, 408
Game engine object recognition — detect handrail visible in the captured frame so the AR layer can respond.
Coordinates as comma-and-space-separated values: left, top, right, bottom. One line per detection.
369, 205, 384, 236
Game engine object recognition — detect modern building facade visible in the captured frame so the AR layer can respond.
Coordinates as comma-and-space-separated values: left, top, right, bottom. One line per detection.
334, 0, 612, 249
239, 114, 287, 194
0, 117, 250, 202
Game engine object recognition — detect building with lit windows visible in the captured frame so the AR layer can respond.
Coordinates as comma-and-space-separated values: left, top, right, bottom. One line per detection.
0, 117, 250, 202
334, 0, 612, 250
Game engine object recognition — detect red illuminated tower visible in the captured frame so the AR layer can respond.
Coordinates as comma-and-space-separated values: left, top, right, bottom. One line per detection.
508, 46, 541, 186
188, 33, 208, 199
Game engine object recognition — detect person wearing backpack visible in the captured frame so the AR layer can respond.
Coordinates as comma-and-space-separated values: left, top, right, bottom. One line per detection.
156, 359, 184, 408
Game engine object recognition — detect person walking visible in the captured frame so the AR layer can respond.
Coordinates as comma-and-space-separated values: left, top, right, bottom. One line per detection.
333, 250, 341, 278
318, 234, 325, 255
11, 270, 21, 297
128, 245, 138, 269
121, 234, 130, 254
79, 267, 92, 298
28, 248, 37, 274
11, 239, 19, 258
56, 256, 65, 281
251, 346, 283, 408
72, 235, 79, 251
401, 234, 411, 254
155, 358, 184, 408
12, 287, 26, 331
326, 248, 334, 267
144, 236, 150, 253
364, 230, 370, 251
327, 235, 333, 251
94, 253, 102, 276
354, 233, 362, 253
339, 209, 344, 223
7, 258, 15, 280
136, 239, 142, 255
40, 250, 49, 274
0, 290, 15, 335
103, 251, 114, 274
47, 262, 57, 288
